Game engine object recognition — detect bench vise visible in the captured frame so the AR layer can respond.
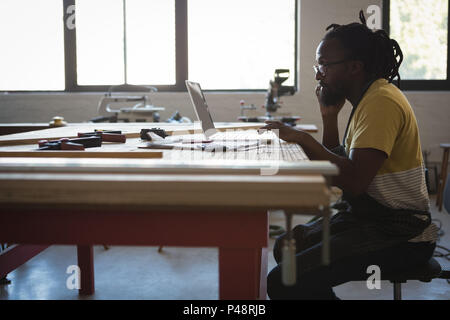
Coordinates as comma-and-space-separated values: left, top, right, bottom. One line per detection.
140, 128, 169, 140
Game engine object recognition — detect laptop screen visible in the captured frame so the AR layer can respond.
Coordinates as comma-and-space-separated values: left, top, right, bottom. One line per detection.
185, 80, 217, 138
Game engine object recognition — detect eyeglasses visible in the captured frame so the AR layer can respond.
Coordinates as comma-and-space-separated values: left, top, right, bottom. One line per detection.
313, 59, 349, 77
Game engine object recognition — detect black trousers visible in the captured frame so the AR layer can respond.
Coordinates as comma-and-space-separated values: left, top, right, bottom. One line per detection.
267, 215, 436, 300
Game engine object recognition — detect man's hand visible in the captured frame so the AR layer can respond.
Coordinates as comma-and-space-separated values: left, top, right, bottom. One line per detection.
259, 121, 304, 143
316, 84, 346, 118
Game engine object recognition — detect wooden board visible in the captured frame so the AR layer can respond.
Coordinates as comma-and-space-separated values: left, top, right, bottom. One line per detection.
0, 124, 51, 135
0, 157, 339, 176
0, 151, 163, 159
0, 172, 330, 209
0, 122, 318, 146
0, 122, 262, 146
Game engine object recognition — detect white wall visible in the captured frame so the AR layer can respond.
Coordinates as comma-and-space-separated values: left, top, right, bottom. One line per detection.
0, 0, 449, 162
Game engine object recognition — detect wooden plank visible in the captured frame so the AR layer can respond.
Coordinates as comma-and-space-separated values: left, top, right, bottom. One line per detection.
0, 157, 339, 176
0, 172, 330, 208
0, 122, 318, 146
0, 122, 264, 146
0, 151, 163, 159
0, 124, 50, 136
0, 208, 269, 249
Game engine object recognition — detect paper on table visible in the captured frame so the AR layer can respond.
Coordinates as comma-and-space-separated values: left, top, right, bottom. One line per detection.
138, 140, 259, 152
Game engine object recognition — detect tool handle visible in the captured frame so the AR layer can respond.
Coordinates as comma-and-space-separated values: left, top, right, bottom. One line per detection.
281, 238, 296, 286
100, 133, 126, 143
78, 132, 125, 143
38, 137, 100, 150
60, 141, 85, 150
38, 140, 50, 148
38, 139, 61, 150
70, 136, 102, 148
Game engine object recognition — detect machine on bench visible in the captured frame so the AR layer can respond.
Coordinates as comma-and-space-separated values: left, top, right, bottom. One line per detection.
92, 85, 192, 124
239, 69, 301, 126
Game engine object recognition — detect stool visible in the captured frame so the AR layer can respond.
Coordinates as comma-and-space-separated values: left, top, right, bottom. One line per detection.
436, 143, 450, 212
384, 258, 449, 300
354, 258, 450, 300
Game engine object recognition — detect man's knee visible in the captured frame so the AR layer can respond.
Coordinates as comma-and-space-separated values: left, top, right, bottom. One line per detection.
267, 265, 337, 300
266, 265, 284, 299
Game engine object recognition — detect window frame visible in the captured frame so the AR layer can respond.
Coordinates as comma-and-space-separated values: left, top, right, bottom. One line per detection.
382, 0, 450, 90
2, 0, 298, 93
64, 0, 187, 92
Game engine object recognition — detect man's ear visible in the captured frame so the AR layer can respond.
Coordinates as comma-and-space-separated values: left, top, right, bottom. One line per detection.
349, 60, 364, 76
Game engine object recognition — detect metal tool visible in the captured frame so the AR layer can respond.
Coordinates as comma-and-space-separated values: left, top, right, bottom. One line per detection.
140, 128, 169, 140
281, 211, 296, 286
280, 206, 331, 286
37, 136, 102, 151
78, 130, 127, 143
238, 69, 300, 126
166, 111, 193, 124
94, 85, 165, 123
265, 69, 296, 115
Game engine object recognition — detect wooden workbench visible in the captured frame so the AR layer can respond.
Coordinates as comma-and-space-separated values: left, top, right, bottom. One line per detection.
0, 122, 318, 146
0, 122, 333, 300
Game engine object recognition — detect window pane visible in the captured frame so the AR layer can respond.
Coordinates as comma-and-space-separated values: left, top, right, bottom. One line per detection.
188, 0, 296, 89
0, 0, 64, 90
126, 0, 175, 85
76, 0, 124, 85
390, 0, 448, 80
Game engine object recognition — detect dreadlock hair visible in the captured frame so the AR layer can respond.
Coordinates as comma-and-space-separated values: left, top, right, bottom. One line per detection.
323, 10, 403, 88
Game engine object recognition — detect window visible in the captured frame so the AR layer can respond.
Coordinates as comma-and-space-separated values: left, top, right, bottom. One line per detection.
75, 0, 176, 86
188, 0, 296, 90
1, 0, 297, 92
383, 0, 450, 90
0, 0, 65, 91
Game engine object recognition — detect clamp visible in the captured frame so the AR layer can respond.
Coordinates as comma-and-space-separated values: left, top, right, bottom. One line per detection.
38, 136, 102, 151
78, 130, 126, 143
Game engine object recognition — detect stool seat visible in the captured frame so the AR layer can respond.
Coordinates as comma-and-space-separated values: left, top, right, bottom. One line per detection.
382, 258, 442, 283
351, 257, 449, 299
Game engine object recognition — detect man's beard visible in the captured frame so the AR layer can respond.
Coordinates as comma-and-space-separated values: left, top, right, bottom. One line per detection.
320, 85, 345, 106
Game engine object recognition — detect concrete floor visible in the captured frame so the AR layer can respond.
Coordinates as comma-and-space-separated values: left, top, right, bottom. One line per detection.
1, 198, 449, 300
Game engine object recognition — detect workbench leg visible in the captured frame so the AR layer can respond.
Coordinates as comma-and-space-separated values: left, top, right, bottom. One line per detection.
218, 247, 266, 300
77, 245, 95, 295
0, 244, 49, 281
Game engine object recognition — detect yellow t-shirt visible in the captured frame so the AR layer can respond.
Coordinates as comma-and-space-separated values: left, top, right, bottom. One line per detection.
344, 79, 438, 242
344, 78, 429, 211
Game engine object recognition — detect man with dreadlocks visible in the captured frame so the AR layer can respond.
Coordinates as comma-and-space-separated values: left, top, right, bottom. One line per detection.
262, 11, 439, 299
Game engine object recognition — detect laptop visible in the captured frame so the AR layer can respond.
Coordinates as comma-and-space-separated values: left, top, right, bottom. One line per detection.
185, 80, 272, 142
185, 80, 218, 139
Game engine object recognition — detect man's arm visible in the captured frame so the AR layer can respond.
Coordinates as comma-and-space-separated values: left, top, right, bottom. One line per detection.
298, 131, 387, 195
259, 122, 386, 196
322, 116, 340, 149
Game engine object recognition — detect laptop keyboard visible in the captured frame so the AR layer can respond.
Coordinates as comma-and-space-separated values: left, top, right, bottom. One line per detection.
210, 129, 275, 141
252, 140, 308, 161
164, 135, 308, 162
211, 130, 308, 161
